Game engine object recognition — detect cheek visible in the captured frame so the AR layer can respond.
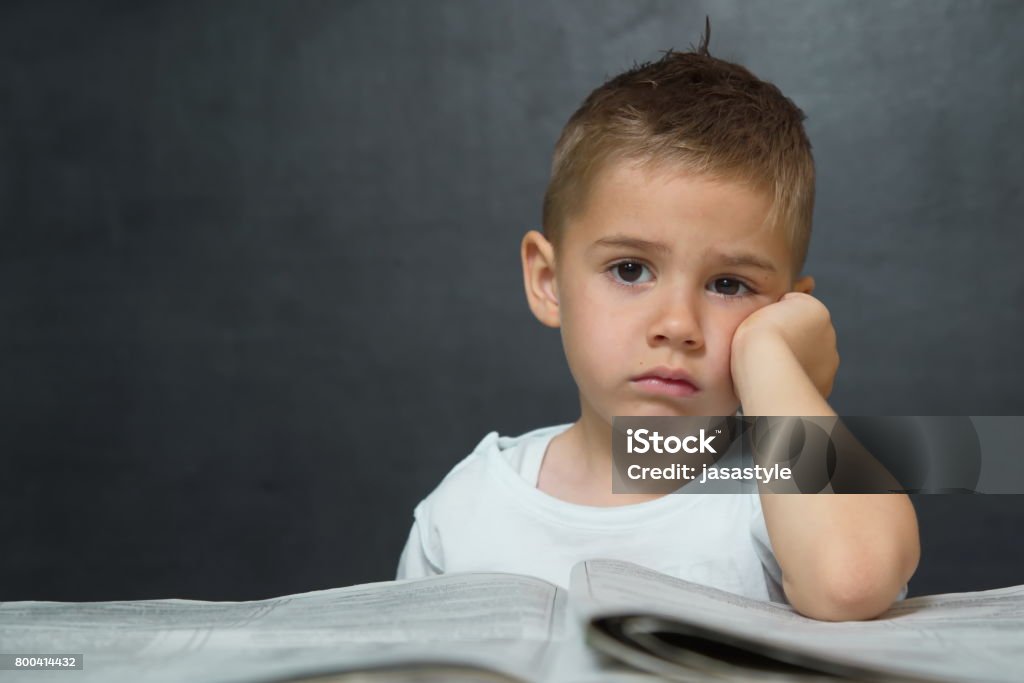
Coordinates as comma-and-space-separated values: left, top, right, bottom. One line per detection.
706, 307, 757, 351
559, 291, 615, 372
573, 312, 630, 369
563, 281, 627, 340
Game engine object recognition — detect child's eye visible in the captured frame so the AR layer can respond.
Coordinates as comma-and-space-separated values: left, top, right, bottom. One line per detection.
708, 277, 752, 297
608, 260, 653, 286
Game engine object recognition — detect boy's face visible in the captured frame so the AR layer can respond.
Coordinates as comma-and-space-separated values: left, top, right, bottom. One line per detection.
523, 160, 812, 422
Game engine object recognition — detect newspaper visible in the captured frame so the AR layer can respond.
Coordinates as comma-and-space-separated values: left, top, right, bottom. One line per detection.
3, 561, 1023, 682
0, 573, 570, 683
573, 559, 1024, 683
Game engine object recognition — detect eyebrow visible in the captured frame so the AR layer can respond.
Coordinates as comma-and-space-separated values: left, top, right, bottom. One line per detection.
712, 251, 779, 274
589, 235, 779, 273
590, 236, 672, 255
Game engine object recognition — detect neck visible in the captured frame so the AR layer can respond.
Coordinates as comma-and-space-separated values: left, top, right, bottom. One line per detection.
569, 392, 614, 474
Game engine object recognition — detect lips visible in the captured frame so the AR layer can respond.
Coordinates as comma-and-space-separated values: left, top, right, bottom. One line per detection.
632, 366, 698, 385
630, 366, 699, 397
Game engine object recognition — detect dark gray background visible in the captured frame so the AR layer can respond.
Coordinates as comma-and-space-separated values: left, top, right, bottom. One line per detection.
1, 0, 1021, 601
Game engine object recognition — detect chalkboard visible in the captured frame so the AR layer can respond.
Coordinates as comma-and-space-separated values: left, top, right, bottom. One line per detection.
1, 1, 1021, 600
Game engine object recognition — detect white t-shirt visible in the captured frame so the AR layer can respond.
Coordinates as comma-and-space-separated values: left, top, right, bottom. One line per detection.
396, 423, 909, 604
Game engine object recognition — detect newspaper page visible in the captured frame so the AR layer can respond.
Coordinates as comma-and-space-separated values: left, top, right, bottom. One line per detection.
570, 558, 1024, 683
537, 602, 694, 683
0, 572, 566, 683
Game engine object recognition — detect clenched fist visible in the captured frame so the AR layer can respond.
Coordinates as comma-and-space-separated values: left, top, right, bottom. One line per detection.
731, 292, 840, 401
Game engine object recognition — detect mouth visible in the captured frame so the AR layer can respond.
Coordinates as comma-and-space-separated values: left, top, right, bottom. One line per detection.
630, 367, 700, 398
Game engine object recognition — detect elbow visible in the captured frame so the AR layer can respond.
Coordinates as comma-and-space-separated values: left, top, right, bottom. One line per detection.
786, 543, 920, 622
785, 567, 900, 622
812, 573, 903, 622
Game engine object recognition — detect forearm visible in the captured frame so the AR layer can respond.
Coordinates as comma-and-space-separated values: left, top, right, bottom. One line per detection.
734, 334, 920, 621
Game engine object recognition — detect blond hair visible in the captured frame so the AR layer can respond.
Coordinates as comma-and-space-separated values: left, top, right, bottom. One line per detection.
541, 21, 815, 273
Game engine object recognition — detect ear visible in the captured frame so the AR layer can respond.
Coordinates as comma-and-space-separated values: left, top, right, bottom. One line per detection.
521, 230, 561, 328
792, 274, 815, 295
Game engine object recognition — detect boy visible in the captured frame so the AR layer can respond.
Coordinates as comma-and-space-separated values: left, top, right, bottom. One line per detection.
397, 31, 919, 622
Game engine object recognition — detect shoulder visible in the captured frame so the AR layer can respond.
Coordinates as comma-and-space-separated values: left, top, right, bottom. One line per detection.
413, 431, 500, 519
412, 424, 571, 521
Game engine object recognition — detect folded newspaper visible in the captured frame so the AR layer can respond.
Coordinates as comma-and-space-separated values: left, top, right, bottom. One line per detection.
2, 559, 1021, 682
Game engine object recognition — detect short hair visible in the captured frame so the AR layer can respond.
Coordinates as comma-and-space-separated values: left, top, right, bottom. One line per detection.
541, 20, 815, 273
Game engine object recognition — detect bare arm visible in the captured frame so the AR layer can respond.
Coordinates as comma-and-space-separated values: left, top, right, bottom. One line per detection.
732, 302, 920, 621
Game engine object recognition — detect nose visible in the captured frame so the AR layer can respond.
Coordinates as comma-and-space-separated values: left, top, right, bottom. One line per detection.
647, 290, 703, 350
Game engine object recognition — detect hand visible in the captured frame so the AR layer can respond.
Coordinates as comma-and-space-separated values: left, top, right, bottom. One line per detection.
731, 292, 839, 400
